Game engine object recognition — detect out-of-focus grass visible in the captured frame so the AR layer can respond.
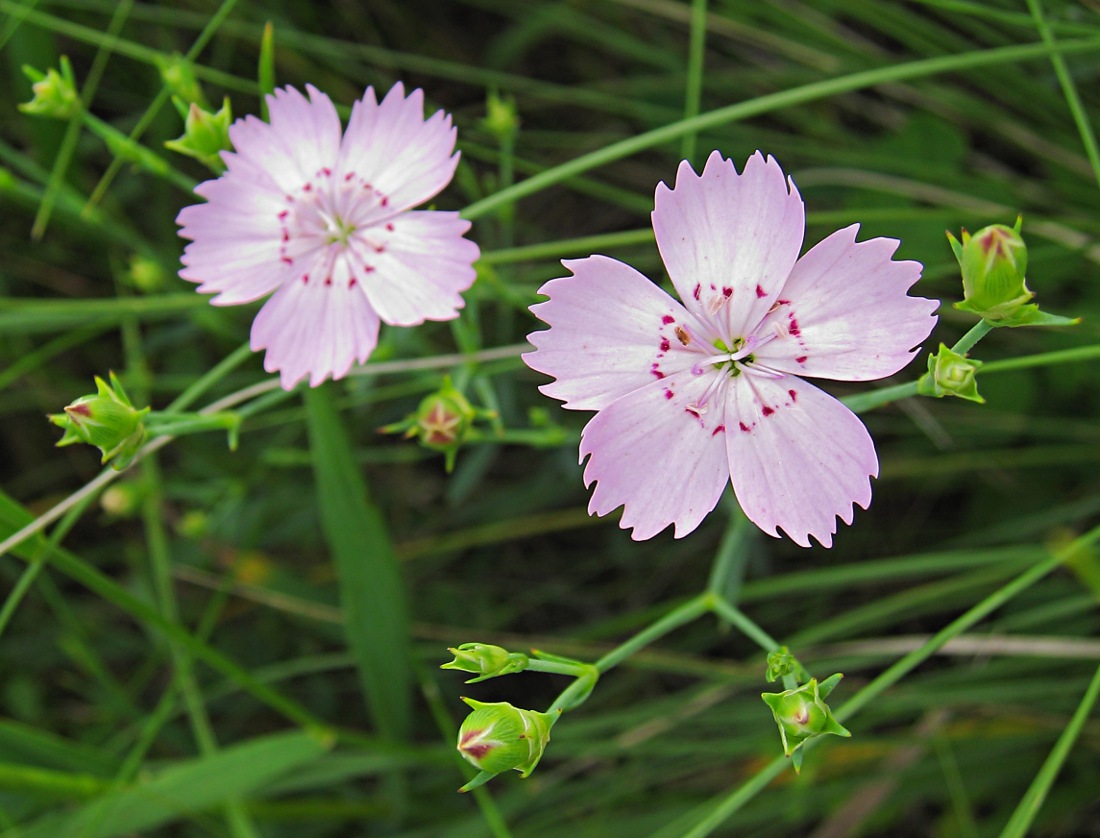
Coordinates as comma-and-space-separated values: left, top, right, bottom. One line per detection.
2, 1, 1099, 835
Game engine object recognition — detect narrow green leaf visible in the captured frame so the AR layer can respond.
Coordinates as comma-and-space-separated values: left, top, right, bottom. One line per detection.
0, 720, 117, 777
1000, 661, 1100, 838
0, 487, 328, 732
7, 730, 329, 838
304, 385, 412, 741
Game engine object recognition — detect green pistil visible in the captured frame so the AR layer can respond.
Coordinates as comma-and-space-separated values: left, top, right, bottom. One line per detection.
326, 216, 356, 246
710, 337, 748, 377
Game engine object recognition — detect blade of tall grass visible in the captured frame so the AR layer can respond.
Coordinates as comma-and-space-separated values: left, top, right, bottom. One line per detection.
304, 385, 413, 741
3, 730, 328, 838
462, 35, 1100, 220
1000, 660, 1100, 838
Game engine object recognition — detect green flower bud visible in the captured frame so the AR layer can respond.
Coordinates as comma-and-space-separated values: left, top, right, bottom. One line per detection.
442, 643, 529, 683
765, 646, 798, 683
761, 675, 850, 770
165, 97, 233, 174
949, 218, 1032, 321
481, 91, 520, 140
155, 53, 206, 107
49, 373, 150, 469
456, 698, 558, 779
127, 254, 170, 293
380, 378, 493, 472
918, 343, 984, 403
20, 58, 80, 120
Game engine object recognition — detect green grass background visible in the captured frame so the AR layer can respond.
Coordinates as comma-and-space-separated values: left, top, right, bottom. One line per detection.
1, 0, 1100, 835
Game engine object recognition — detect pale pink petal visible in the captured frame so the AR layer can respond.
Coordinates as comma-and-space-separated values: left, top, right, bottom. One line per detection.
226, 85, 341, 194
337, 83, 459, 215
754, 225, 939, 381
652, 150, 804, 337
250, 275, 381, 389
176, 183, 291, 304
725, 374, 877, 548
355, 211, 478, 326
525, 256, 701, 412
579, 372, 731, 539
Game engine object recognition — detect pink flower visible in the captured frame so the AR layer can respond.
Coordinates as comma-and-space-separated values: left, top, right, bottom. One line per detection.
524, 152, 938, 547
176, 83, 479, 389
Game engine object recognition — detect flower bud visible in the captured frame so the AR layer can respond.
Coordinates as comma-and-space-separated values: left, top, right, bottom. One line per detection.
20, 58, 80, 120
765, 646, 798, 683
456, 698, 558, 779
156, 53, 206, 107
761, 675, 850, 769
380, 378, 489, 472
481, 91, 520, 141
165, 97, 233, 174
49, 373, 150, 469
918, 343, 984, 403
442, 643, 529, 683
949, 218, 1032, 321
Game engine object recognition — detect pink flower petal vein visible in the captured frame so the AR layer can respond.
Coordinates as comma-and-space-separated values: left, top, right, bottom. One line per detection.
524, 151, 938, 548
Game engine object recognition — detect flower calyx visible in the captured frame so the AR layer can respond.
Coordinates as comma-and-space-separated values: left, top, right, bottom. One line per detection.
918, 343, 984, 403
49, 373, 150, 469
765, 646, 807, 683
20, 57, 80, 120
166, 96, 233, 174
456, 698, 559, 788
380, 378, 495, 472
155, 53, 207, 108
442, 643, 529, 683
948, 217, 1078, 328
761, 673, 850, 773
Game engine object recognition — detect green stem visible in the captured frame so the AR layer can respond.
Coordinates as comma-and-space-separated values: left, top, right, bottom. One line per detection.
525, 659, 591, 678
0, 485, 98, 641
546, 668, 599, 716
478, 228, 652, 265
706, 596, 781, 654
980, 343, 1100, 374
664, 523, 1100, 838
167, 342, 253, 411
1000, 660, 1100, 838
83, 0, 240, 211
705, 499, 752, 602
462, 36, 1100, 220
843, 319, 995, 414
594, 594, 711, 673
1026, 0, 1100, 191
31, 0, 132, 239
952, 319, 994, 355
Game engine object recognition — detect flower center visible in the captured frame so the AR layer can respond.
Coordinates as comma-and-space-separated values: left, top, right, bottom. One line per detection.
276, 168, 395, 286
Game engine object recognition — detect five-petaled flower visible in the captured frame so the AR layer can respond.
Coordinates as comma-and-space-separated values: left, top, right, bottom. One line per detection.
524, 151, 938, 547
176, 83, 479, 389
